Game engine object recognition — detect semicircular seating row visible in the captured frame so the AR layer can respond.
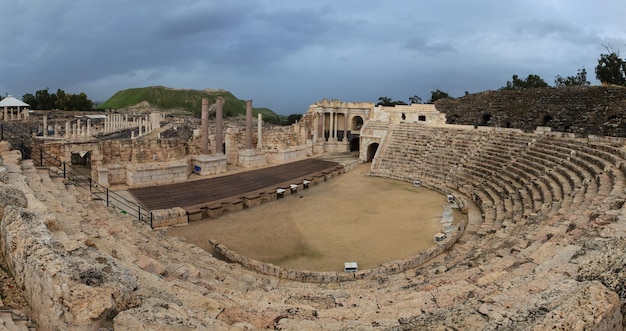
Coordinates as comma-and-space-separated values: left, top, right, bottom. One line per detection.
371, 122, 626, 235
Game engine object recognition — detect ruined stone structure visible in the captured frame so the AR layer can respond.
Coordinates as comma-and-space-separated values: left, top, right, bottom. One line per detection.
1, 96, 626, 329
436, 85, 626, 136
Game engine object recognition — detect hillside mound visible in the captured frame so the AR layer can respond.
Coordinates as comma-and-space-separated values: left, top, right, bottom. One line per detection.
435, 86, 626, 136
99, 86, 279, 121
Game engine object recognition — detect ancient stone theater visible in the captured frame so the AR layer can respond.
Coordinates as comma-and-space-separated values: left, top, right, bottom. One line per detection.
0, 90, 625, 329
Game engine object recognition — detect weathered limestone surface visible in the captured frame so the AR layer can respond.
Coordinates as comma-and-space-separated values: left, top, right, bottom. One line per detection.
0, 183, 27, 218
126, 160, 188, 187
0, 206, 137, 329
151, 207, 188, 228
0, 141, 11, 153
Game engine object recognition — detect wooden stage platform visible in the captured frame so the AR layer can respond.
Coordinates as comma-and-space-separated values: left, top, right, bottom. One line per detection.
129, 159, 342, 212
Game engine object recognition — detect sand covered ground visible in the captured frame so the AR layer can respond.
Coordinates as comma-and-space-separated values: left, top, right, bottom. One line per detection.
167, 163, 465, 271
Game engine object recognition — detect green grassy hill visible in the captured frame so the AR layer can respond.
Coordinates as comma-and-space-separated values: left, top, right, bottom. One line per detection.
99, 86, 280, 121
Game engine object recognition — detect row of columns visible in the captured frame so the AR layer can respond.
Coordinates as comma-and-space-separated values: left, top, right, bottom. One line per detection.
39, 112, 164, 139
103, 113, 164, 137
200, 98, 264, 155
201, 97, 225, 154
315, 111, 349, 142
2, 107, 29, 121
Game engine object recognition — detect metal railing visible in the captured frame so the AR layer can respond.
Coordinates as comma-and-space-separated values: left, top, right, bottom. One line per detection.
1, 123, 153, 227
32, 146, 153, 226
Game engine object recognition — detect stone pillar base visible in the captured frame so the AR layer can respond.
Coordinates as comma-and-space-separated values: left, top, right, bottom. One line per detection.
313, 141, 325, 154
97, 167, 110, 188
238, 149, 267, 168
191, 154, 227, 176
323, 141, 349, 153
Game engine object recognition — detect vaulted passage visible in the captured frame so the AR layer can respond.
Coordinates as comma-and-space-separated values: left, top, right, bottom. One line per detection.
367, 143, 379, 162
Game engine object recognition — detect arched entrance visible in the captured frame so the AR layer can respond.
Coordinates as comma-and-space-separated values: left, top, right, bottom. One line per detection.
350, 137, 360, 152
352, 116, 364, 130
367, 143, 379, 162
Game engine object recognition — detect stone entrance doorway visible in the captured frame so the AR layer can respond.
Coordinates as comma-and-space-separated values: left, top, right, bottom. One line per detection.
350, 137, 360, 152
367, 143, 379, 162
71, 151, 91, 168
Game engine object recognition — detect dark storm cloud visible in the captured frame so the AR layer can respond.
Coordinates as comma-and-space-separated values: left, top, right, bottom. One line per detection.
1, 0, 625, 113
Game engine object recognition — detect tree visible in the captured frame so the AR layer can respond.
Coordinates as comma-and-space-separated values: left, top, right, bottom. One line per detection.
428, 89, 450, 103
55, 88, 67, 110
409, 95, 422, 104
377, 96, 393, 106
286, 113, 302, 125
66, 92, 93, 111
555, 68, 590, 87
22, 88, 93, 111
595, 51, 626, 86
34, 88, 57, 110
377, 96, 407, 106
22, 93, 36, 108
500, 74, 549, 90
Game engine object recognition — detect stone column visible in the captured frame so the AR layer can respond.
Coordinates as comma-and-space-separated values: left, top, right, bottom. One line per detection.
87, 119, 91, 136
343, 112, 348, 142
77, 119, 82, 136
139, 118, 143, 136
43, 115, 48, 137
321, 112, 326, 141
65, 121, 71, 138
313, 112, 318, 141
201, 98, 209, 154
216, 97, 224, 154
3, 107, 7, 122
329, 110, 334, 141
257, 113, 263, 150
333, 113, 339, 141
246, 100, 253, 150
125, 114, 129, 129
54, 124, 59, 137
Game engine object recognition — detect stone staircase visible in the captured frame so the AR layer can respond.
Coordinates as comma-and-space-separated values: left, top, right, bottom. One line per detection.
371, 123, 625, 239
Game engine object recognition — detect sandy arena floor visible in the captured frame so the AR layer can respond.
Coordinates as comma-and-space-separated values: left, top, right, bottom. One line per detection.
167, 163, 465, 272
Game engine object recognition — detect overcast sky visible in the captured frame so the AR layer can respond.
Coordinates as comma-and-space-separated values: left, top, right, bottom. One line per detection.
1, 1, 625, 114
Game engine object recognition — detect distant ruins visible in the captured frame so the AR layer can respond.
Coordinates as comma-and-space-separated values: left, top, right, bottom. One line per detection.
0, 90, 626, 329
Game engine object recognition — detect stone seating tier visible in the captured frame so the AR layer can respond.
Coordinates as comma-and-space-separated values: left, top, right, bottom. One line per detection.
2, 122, 626, 329
373, 123, 626, 238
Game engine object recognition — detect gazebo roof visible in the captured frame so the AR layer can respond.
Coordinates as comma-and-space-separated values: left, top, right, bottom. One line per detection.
0, 95, 30, 107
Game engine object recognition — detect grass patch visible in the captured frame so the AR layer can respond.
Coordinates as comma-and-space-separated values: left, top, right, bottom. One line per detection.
99, 86, 281, 120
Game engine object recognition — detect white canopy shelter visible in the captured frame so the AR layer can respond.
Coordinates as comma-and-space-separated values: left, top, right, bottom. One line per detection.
0, 95, 30, 121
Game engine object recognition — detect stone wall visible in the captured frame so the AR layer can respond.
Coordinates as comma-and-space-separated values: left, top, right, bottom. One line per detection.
99, 138, 188, 164
125, 160, 189, 187
436, 86, 626, 136
151, 207, 188, 228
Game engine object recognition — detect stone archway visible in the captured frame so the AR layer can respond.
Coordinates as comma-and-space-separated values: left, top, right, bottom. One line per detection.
350, 137, 360, 152
367, 143, 379, 162
352, 116, 364, 131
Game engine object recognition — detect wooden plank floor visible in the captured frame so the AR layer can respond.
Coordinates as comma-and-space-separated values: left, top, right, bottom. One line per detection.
129, 159, 340, 211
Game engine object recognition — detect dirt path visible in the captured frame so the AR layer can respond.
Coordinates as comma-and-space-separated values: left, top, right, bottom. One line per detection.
167, 163, 465, 271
